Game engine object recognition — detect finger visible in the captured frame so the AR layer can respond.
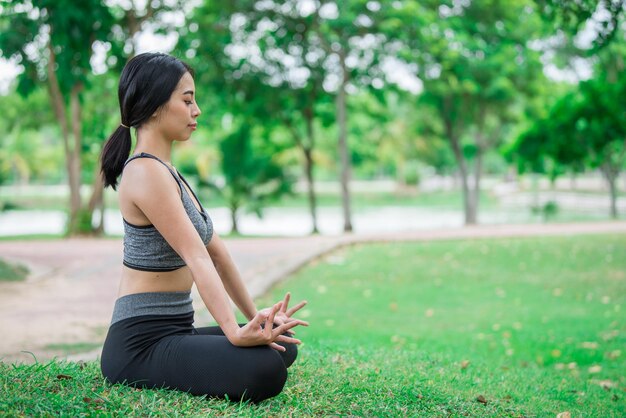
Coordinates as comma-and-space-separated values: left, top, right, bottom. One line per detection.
269, 342, 286, 352
250, 310, 268, 329
286, 300, 307, 317
281, 292, 291, 313
275, 334, 301, 345
273, 319, 308, 337
264, 303, 281, 337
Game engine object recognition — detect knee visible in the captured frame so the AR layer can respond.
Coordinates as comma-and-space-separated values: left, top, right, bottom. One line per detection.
243, 351, 288, 403
278, 341, 298, 368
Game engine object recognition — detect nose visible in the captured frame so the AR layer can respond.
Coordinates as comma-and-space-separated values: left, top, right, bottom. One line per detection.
193, 103, 201, 118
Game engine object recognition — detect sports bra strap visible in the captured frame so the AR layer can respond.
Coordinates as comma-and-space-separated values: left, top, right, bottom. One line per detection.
124, 152, 183, 193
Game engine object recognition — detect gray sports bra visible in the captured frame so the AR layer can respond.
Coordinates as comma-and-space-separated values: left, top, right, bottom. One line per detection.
122, 153, 213, 272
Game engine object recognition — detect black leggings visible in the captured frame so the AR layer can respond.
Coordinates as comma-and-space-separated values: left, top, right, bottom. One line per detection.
100, 312, 297, 402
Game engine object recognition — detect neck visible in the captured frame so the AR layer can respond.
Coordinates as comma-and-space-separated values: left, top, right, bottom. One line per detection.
134, 126, 173, 164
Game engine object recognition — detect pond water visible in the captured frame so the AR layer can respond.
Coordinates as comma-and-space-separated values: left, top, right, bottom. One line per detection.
0, 205, 550, 237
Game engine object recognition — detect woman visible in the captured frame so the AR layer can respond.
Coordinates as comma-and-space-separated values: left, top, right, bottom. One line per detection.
99, 52, 307, 403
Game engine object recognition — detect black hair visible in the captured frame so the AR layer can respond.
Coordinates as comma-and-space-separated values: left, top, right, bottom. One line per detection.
100, 52, 194, 189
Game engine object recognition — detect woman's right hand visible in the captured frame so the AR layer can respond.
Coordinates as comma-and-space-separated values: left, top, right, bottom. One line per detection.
229, 302, 307, 351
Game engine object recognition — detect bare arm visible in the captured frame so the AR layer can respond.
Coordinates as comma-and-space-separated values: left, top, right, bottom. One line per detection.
124, 160, 303, 349
207, 233, 257, 321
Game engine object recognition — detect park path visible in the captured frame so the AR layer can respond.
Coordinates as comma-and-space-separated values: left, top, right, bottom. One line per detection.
0, 221, 625, 363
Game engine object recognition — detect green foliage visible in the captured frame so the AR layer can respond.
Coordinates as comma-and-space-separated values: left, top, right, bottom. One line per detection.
69, 207, 96, 236
396, 0, 550, 223
531, 200, 560, 221
0, 0, 114, 96
402, 161, 421, 186
1, 0, 625, 227
199, 124, 294, 230
0, 88, 62, 184
0, 258, 28, 281
514, 63, 626, 176
534, 0, 626, 52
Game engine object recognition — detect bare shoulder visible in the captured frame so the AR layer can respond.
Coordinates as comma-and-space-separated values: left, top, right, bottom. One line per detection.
119, 158, 180, 204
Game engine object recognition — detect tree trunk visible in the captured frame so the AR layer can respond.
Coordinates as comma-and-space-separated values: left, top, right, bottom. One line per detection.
230, 204, 239, 234
303, 147, 319, 234
445, 121, 473, 225
467, 149, 484, 225
67, 83, 84, 234
303, 111, 319, 234
609, 177, 618, 219
601, 164, 619, 219
337, 52, 353, 232
46, 41, 84, 235
88, 168, 105, 235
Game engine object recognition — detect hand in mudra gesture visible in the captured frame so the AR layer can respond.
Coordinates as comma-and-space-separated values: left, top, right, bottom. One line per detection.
235, 294, 308, 352
272, 292, 307, 334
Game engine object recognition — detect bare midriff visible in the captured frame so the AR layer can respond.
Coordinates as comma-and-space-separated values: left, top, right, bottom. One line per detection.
117, 265, 195, 297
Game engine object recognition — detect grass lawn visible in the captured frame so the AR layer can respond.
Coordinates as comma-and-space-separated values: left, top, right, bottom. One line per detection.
1, 234, 624, 416
0, 258, 28, 281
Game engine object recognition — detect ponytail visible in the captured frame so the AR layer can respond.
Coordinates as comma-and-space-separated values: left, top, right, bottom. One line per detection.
101, 125, 132, 190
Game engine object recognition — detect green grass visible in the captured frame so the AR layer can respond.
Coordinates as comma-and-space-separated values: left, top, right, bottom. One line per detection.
44, 342, 104, 357
1, 234, 625, 416
0, 234, 64, 241
197, 189, 501, 210
0, 258, 28, 281
1, 189, 499, 212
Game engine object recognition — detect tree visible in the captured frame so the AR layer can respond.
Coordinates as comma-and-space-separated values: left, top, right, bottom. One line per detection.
306, 1, 391, 232
403, 0, 546, 224
0, 87, 59, 186
0, 0, 191, 235
201, 123, 294, 234
180, 1, 395, 233
515, 69, 626, 218
534, 0, 626, 52
0, 0, 115, 234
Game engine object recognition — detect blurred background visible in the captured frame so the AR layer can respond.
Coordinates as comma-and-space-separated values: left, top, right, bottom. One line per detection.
0, 0, 624, 238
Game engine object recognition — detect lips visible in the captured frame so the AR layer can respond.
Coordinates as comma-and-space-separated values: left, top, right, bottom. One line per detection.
188, 123, 198, 130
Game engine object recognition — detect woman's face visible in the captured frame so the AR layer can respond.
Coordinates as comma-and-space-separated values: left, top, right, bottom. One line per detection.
156, 72, 201, 141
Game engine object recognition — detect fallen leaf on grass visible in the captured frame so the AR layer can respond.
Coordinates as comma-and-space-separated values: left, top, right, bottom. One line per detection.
83, 397, 104, 405
581, 341, 599, 349
476, 395, 487, 404
607, 350, 621, 359
461, 360, 470, 370
595, 379, 616, 390
588, 365, 602, 374
56, 374, 72, 380
556, 412, 571, 418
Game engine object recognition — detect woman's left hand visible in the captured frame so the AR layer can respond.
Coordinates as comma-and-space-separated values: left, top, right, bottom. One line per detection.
259, 292, 308, 335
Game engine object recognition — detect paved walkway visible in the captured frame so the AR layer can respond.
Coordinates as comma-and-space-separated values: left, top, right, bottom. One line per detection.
1, 220, 625, 363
